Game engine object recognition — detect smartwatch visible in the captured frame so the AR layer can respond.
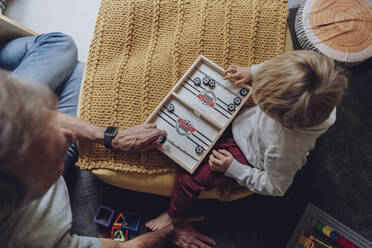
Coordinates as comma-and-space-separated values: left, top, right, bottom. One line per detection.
104, 126, 118, 149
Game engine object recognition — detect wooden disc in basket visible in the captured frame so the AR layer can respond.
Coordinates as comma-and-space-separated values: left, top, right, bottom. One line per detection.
296, 0, 372, 64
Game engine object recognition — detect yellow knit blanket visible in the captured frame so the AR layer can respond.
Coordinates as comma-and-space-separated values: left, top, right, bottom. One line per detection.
77, 0, 288, 174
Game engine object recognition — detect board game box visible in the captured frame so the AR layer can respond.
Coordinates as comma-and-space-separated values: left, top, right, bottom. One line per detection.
287, 203, 372, 248
146, 55, 251, 173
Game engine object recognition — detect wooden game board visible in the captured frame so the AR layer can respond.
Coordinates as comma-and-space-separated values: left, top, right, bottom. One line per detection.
146, 55, 251, 173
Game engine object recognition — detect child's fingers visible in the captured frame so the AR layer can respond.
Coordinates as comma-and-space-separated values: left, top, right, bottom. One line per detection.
218, 149, 231, 156
208, 157, 214, 166
227, 72, 240, 80
213, 149, 230, 159
223, 73, 236, 80
224, 65, 238, 74
223, 75, 233, 80
224, 70, 233, 76
210, 164, 223, 172
209, 163, 219, 171
234, 78, 248, 86
209, 154, 215, 163
211, 157, 224, 166
209, 155, 219, 168
212, 150, 225, 159
224, 69, 234, 76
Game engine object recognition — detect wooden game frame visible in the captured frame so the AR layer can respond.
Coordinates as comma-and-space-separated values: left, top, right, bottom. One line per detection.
0, 14, 37, 42
146, 55, 252, 174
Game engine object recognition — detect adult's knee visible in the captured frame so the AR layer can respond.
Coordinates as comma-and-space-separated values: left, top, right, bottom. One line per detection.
73, 62, 85, 80
36, 32, 78, 61
39, 32, 76, 49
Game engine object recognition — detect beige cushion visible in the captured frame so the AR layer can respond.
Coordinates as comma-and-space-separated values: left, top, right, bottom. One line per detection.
93, 169, 253, 201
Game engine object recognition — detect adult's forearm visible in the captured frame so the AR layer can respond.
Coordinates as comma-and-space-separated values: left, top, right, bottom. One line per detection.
122, 224, 174, 248
55, 112, 166, 152
55, 111, 105, 144
99, 224, 174, 248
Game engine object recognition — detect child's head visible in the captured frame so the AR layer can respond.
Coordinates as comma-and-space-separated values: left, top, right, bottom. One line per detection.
252, 51, 347, 128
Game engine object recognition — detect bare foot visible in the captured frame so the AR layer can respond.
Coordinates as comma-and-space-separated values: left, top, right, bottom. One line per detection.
145, 212, 179, 231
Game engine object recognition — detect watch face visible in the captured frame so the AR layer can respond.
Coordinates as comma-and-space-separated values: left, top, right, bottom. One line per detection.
105, 126, 118, 137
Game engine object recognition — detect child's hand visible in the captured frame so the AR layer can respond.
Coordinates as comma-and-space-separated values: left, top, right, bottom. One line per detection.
209, 149, 234, 173
224, 65, 252, 86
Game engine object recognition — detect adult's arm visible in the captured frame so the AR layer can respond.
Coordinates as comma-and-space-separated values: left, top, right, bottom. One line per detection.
98, 217, 215, 248
98, 224, 173, 248
55, 112, 166, 152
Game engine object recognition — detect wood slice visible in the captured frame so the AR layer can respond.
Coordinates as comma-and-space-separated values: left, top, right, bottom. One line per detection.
299, 0, 372, 64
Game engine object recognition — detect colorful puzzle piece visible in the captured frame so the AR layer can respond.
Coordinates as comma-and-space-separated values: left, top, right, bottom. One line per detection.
103, 230, 110, 239
94, 205, 115, 227
96, 206, 136, 242
113, 229, 126, 242
113, 212, 124, 227
122, 211, 141, 232
110, 226, 122, 239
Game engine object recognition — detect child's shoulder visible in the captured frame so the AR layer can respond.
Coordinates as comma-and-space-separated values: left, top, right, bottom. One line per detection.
260, 116, 317, 152
291, 108, 337, 137
261, 107, 336, 138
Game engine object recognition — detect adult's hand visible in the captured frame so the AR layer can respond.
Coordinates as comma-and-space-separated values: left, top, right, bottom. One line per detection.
172, 216, 216, 248
111, 123, 167, 152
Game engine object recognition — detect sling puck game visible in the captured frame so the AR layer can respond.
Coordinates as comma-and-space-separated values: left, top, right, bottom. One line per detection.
146, 55, 251, 173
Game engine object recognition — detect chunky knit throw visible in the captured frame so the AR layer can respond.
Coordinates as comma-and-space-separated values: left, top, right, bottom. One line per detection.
77, 0, 288, 174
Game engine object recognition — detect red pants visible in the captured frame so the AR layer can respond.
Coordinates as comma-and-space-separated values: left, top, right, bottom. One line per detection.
167, 129, 250, 219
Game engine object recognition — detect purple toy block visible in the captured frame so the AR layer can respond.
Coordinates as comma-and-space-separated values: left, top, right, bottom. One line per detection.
94, 205, 115, 227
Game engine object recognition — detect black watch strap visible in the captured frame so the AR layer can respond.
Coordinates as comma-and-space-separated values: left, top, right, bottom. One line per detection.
104, 126, 118, 149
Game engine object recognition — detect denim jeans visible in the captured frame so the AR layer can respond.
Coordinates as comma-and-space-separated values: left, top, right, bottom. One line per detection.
0, 32, 83, 168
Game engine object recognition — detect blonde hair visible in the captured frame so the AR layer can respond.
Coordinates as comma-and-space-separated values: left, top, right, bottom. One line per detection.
252, 51, 347, 128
